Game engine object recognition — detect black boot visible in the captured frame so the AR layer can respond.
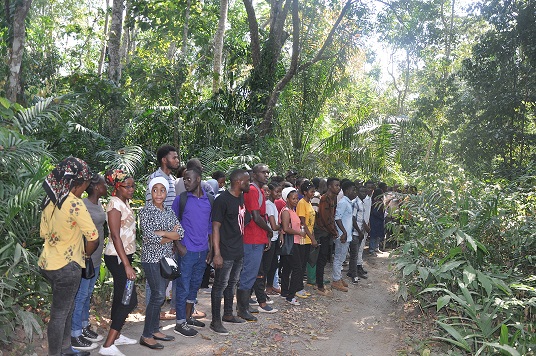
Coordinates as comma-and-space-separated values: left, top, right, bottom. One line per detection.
236, 289, 257, 322
357, 265, 368, 279
210, 295, 229, 335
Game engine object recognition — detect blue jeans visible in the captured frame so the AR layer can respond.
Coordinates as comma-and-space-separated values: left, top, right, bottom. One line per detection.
332, 238, 349, 281
239, 244, 264, 290
175, 250, 208, 322
71, 266, 99, 336
211, 257, 243, 318
142, 262, 167, 338
40, 262, 82, 356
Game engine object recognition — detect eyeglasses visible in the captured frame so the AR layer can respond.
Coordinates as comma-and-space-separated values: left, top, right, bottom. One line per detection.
119, 184, 136, 190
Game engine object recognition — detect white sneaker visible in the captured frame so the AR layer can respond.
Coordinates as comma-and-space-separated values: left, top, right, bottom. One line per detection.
99, 344, 125, 356
200, 287, 212, 294
286, 297, 300, 306
114, 334, 137, 345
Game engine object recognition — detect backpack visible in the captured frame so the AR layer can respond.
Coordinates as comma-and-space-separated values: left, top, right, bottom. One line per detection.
177, 190, 215, 222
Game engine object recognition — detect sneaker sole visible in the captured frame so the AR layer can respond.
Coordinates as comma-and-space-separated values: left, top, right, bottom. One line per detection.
258, 308, 277, 313
187, 323, 205, 329
210, 327, 229, 336
84, 336, 104, 342
73, 344, 98, 351
114, 341, 137, 346
173, 329, 197, 338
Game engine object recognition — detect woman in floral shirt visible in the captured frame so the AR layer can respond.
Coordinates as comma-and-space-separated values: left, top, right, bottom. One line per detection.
139, 177, 184, 350
39, 157, 98, 356
99, 169, 138, 356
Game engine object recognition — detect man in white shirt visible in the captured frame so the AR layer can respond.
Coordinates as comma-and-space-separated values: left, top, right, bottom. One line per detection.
348, 185, 369, 283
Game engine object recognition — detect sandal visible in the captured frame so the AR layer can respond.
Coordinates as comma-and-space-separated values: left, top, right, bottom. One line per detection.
159, 311, 175, 320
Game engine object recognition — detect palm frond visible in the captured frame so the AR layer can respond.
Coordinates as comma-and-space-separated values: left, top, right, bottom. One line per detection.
96, 145, 147, 176
10, 96, 79, 136
0, 127, 53, 180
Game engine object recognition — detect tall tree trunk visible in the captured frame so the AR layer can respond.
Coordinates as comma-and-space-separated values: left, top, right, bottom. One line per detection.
5, 0, 32, 104
212, 0, 229, 94
108, 0, 124, 85
97, 0, 110, 77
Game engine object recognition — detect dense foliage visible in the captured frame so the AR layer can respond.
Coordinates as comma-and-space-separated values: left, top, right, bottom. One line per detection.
1, 0, 535, 353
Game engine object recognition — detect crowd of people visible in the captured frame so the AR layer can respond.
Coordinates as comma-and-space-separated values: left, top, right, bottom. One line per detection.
38, 145, 404, 356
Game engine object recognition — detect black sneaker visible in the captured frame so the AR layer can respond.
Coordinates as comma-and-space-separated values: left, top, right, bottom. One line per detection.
187, 317, 205, 328
82, 326, 103, 342
351, 277, 359, 285
71, 335, 97, 351
174, 322, 198, 337
210, 322, 229, 335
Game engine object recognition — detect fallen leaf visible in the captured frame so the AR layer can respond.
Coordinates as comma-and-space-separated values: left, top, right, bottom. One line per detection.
274, 333, 284, 342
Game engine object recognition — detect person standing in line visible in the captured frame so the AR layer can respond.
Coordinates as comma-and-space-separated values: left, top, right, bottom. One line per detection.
71, 174, 108, 351
332, 181, 357, 292
348, 185, 369, 284
145, 145, 180, 320
39, 157, 99, 356
314, 177, 340, 296
295, 181, 318, 298
363, 181, 375, 255
279, 188, 308, 305
171, 167, 212, 337
99, 170, 138, 356
209, 169, 252, 335
237, 164, 273, 321
369, 188, 385, 255
264, 183, 283, 295
139, 177, 184, 350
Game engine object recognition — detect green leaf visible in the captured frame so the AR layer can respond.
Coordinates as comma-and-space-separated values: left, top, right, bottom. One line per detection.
418, 266, 429, 281
0, 97, 11, 109
442, 226, 457, 238
465, 233, 477, 252
499, 324, 509, 345
435, 321, 471, 352
476, 342, 520, 356
437, 295, 451, 311
403, 263, 417, 276
463, 267, 477, 285
476, 270, 493, 296
439, 260, 464, 273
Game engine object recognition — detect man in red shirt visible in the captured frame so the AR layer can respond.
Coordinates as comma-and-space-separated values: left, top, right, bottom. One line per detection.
236, 164, 273, 322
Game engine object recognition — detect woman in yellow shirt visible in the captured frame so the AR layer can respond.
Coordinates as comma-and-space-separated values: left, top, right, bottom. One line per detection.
39, 157, 99, 356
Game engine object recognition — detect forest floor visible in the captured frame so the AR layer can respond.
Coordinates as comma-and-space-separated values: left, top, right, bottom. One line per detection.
9, 249, 439, 356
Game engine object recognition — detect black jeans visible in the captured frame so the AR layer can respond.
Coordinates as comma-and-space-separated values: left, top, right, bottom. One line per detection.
315, 229, 331, 289
253, 241, 277, 303
104, 254, 137, 331
41, 262, 82, 356
280, 244, 303, 299
266, 240, 280, 288
211, 257, 243, 317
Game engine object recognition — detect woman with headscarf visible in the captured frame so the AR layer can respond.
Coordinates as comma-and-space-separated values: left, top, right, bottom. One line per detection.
99, 169, 137, 356
39, 157, 99, 356
138, 177, 184, 350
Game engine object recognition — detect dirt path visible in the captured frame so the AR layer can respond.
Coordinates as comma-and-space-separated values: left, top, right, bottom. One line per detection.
112, 251, 402, 356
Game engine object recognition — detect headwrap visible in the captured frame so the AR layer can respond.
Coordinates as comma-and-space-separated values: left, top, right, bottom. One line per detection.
105, 169, 130, 196
282, 187, 297, 201
42, 157, 93, 209
148, 176, 169, 193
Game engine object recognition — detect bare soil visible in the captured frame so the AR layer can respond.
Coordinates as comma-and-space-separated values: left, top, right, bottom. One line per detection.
5, 251, 438, 356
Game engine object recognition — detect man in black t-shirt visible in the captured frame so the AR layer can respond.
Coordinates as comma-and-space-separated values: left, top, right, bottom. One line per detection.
209, 169, 251, 334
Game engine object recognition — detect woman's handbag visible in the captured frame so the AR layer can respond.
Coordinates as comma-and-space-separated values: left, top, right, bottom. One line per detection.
81, 236, 96, 279
160, 256, 181, 279
82, 256, 95, 279
280, 233, 294, 256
